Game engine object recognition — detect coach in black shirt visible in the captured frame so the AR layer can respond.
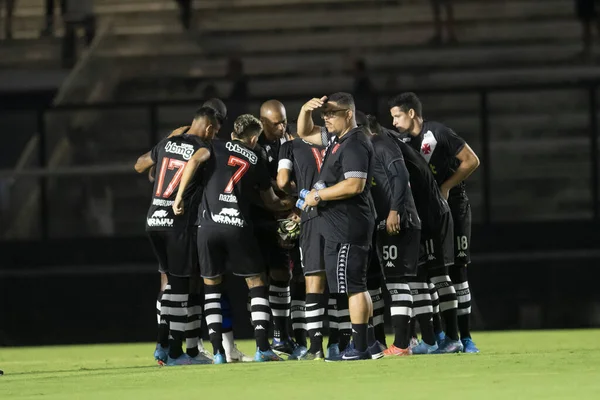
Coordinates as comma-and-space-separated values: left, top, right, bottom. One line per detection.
297, 93, 375, 361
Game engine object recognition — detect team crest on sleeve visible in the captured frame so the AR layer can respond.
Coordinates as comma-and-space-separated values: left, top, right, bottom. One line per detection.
420, 131, 437, 163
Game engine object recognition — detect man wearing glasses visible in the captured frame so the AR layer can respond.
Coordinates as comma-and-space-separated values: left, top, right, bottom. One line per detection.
297, 93, 377, 361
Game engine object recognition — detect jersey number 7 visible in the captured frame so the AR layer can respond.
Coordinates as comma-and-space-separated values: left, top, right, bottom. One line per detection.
155, 157, 187, 198
224, 156, 250, 193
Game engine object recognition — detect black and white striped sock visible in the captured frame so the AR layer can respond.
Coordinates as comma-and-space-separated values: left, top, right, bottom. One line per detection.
386, 280, 412, 349
429, 282, 444, 335
163, 277, 189, 359
157, 289, 169, 348
369, 288, 387, 346
291, 281, 307, 347
430, 273, 459, 341
451, 265, 472, 339
409, 280, 436, 346
269, 281, 291, 342
250, 286, 271, 352
185, 293, 202, 357
204, 284, 224, 355
327, 295, 339, 347
305, 293, 327, 353
335, 294, 352, 352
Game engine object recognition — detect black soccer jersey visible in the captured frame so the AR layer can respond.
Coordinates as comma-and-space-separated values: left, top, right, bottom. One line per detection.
369, 133, 420, 230
400, 121, 467, 197
197, 139, 271, 229
146, 133, 210, 231
383, 127, 450, 234
278, 139, 326, 221
257, 134, 286, 180
318, 127, 375, 245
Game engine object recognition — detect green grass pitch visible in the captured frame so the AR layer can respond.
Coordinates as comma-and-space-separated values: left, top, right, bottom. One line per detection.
1, 330, 600, 400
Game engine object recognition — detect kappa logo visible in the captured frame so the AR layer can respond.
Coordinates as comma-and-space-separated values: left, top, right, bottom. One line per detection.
386, 261, 395, 268
457, 251, 467, 258
314, 332, 323, 337
208, 329, 216, 335
427, 254, 436, 261
152, 210, 169, 218
255, 325, 266, 330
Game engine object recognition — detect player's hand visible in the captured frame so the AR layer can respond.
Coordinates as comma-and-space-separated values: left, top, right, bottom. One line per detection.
287, 211, 301, 224
148, 165, 156, 183
173, 197, 184, 215
440, 184, 450, 200
302, 96, 328, 112
386, 210, 401, 235
304, 189, 320, 207
168, 126, 189, 137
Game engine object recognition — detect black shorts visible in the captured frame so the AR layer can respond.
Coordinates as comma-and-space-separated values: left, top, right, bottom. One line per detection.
376, 228, 421, 279
197, 224, 265, 278
148, 229, 198, 277
448, 194, 472, 265
290, 243, 303, 278
419, 211, 454, 273
299, 218, 324, 275
255, 226, 291, 274
367, 230, 382, 289
324, 238, 370, 294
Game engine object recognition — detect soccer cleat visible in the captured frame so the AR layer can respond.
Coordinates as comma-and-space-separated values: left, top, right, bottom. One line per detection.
226, 344, 254, 362
435, 331, 446, 346
433, 339, 464, 354
368, 341, 386, 359
461, 338, 480, 353
409, 337, 419, 349
198, 340, 213, 359
213, 352, 227, 365
325, 346, 370, 362
326, 343, 340, 359
299, 350, 324, 361
254, 348, 285, 362
192, 353, 214, 364
411, 341, 438, 355
383, 344, 412, 357
166, 354, 209, 366
271, 338, 298, 357
154, 344, 169, 365
288, 345, 308, 360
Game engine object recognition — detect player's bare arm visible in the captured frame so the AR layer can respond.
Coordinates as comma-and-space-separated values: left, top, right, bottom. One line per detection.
134, 152, 154, 173
168, 126, 190, 138
440, 144, 480, 199
260, 187, 294, 212
276, 168, 293, 194
172, 148, 211, 215
297, 96, 328, 145
304, 177, 366, 207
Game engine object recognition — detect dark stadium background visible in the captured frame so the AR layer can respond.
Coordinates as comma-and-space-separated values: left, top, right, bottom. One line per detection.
1, 0, 599, 346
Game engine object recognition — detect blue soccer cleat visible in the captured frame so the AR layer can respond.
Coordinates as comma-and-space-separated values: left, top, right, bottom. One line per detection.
154, 344, 168, 365
325, 344, 370, 362
461, 338, 480, 353
213, 352, 227, 365
166, 354, 210, 366
435, 331, 446, 346
411, 341, 439, 355
368, 341, 386, 359
271, 338, 298, 357
433, 339, 464, 354
288, 345, 308, 360
254, 348, 284, 362
326, 343, 340, 359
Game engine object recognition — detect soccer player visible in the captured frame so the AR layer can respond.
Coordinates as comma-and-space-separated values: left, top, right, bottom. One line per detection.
277, 125, 329, 360
356, 112, 421, 357
134, 106, 219, 366
298, 93, 377, 361
253, 100, 298, 356
174, 114, 292, 363
389, 92, 481, 353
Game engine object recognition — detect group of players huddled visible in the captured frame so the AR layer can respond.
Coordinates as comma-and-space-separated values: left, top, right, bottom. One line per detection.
134, 91, 480, 365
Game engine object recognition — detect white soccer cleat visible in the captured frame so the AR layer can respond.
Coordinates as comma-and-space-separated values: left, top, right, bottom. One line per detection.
227, 344, 254, 363
198, 340, 213, 359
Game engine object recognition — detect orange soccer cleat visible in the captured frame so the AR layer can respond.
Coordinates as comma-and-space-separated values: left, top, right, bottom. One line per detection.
383, 344, 412, 357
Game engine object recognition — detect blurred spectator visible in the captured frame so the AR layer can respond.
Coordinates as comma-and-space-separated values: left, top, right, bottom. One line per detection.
41, 0, 66, 37
1, 0, 15, 40
575, 0, 600, 60
62, 0, 95, 68
352, 59, 378, 116
430, 0, 457, 45
175, 0, 192, 30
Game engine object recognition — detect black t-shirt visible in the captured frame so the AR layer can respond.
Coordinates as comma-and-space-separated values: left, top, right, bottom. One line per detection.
197, 139, 271, 229
278, 138, 327, 222
383, 127, 450, 234
318, 127, 376, 245
146, 133, 210, 231
370, 133, 421, 230
400, 121, 467, 198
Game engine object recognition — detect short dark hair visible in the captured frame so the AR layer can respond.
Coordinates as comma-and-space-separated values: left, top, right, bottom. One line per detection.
328, 92, 355, 111
202, 98, 227, 123
366, 115, 382, 135
388, 92, 422, 117
355, 110, 369, 127
194, 106, 219, 126
233, 114, 263, 140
